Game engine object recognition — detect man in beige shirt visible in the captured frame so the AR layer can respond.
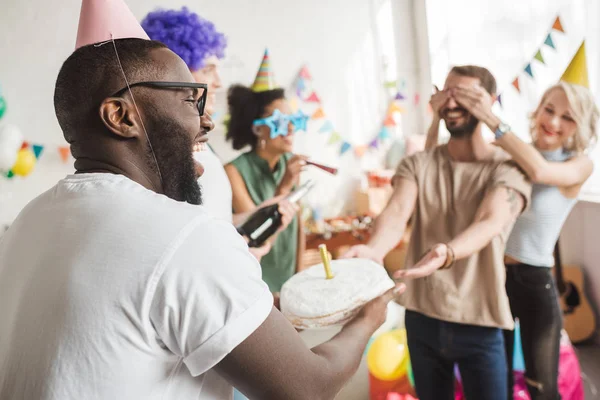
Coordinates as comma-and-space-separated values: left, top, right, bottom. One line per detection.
345, 66, 531, 400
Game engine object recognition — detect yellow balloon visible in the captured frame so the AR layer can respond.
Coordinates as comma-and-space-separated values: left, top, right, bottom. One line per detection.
12, 148, 36, 177
367, 329, 410, 381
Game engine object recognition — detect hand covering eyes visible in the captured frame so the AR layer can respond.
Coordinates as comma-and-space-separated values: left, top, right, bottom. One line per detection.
253, 109, 309, 138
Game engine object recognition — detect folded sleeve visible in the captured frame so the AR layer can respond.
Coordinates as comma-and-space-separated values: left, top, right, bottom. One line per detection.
392, 154, 420, 187
149, 216, 273, 377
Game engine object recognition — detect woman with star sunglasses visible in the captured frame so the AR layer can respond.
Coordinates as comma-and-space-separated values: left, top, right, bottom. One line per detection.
224, 84, 309, 294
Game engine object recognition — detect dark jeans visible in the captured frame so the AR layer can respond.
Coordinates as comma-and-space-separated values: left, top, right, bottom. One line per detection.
503, 263, 562, 400
405, 310, 507, 400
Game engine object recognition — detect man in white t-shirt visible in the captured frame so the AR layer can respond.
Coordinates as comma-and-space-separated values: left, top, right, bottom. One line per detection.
0, 1, 403, 399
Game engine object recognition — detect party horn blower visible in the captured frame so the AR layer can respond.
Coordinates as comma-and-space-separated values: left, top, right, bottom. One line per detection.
319, 244, 334, 279
306, 160, 338, 175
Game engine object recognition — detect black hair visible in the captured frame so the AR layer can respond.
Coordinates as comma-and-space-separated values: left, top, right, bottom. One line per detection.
225, 85, 285, 150
54, 38, 168, 144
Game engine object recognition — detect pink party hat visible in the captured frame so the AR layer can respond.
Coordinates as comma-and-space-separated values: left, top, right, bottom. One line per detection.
75, 0, 149, 49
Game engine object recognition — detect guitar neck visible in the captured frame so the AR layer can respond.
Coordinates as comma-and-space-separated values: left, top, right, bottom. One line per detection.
554, 241, 567, 294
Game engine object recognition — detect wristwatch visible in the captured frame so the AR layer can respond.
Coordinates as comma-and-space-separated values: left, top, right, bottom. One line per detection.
494, 122, 511, 140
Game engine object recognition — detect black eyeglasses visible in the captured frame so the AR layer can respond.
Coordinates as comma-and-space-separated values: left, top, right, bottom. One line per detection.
112, 81, 208, 116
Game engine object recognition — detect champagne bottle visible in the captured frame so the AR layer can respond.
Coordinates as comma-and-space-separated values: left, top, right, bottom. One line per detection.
237, 180, 315, 247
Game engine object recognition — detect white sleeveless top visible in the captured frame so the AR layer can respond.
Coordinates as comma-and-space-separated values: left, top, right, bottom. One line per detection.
505, 148, 577, 267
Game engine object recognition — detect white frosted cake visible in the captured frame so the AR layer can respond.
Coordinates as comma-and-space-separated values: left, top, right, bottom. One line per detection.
280, 258, 395, 329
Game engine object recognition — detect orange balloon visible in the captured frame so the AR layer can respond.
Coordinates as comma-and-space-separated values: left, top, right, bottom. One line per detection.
12, 148, 36, 176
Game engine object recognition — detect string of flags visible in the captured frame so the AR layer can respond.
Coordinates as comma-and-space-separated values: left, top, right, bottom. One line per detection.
506, 16, 565, 99
291, 65, 402, 158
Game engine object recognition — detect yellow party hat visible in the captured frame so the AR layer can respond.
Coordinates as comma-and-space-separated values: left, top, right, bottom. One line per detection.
561, 41, 589, 88
251, 49, 278, 92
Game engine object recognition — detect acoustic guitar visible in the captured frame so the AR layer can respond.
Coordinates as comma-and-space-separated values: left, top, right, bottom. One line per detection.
554, 241, 596, 343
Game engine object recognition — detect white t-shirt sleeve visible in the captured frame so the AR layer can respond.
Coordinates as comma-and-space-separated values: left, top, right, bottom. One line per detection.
149, 216, 273, 377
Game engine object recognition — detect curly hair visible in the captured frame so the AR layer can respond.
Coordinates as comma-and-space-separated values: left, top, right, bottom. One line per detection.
141, 7, 227, 71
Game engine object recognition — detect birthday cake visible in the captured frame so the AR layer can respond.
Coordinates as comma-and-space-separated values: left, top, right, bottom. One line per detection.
280, 258, 395, 329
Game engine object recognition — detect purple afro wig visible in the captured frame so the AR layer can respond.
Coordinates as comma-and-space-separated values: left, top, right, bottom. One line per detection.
141, 7, 227, 71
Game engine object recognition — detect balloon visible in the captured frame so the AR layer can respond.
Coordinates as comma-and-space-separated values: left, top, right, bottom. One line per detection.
367, 329, 410, 381
0, 144, 17, 172
12, 148, 36, 176
0, 97, 6, 119
0, 124, 24, 152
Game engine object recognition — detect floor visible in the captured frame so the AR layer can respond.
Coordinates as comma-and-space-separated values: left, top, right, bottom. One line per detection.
576, 338, 600, 399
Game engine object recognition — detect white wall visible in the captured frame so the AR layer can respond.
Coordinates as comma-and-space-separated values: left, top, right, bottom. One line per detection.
0, 0, 413, 225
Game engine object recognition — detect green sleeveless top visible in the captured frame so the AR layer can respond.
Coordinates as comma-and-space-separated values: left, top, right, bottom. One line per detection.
230, 151, 298, 292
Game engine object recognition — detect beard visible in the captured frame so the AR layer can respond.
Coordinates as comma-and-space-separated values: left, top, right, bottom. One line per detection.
144, 114, 202, 206
442, 107, 479, 139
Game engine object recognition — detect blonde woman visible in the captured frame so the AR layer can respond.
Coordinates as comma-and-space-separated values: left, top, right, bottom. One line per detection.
426, 81, 599, 399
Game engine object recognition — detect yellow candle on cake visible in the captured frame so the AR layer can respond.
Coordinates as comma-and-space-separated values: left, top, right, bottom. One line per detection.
318, 244, 334, 279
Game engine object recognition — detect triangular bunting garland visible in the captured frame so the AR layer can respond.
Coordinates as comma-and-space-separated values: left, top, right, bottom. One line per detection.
319, 120, 334, 133
296, 77, 306, 92
378, 127, 391, 140
552, 17, 564, 33
311, 108, 325, 120
20, 141, 29, 150
524, 64, 534, 78
512, 77, 520, 93
305, 92, 321, 103
58, 146, 70, 163
497, 93, 503, 108
414, 93, 420, 105
369, 138, 379, 149
5, 170, 14, 179
534, 50, 545, 64
383, 114, 396, 127
384, 80, 397, 89
354, 145, 367, 158
544, 34, 555, 50
340, 142, 352, 155
394, 92, 406, 101
299, 66, 312, 80
32, 144, 44, 159
328, 132, 341, 145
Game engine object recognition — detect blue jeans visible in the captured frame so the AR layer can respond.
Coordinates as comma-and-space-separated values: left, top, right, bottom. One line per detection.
405, 310, 507, 400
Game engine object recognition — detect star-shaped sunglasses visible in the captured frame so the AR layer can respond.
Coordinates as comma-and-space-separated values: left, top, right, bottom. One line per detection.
253, 109, 309, 138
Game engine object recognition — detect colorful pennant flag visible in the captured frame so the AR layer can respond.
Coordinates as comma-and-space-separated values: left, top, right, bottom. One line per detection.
354, 145, 367, 158
369, 138, 379, 149
32, 144, 44, 159
296, 77, 306, 92
414, 93, 420, 105
383, 114, 396, 127
289, 97, 299, 112
388, 102, 404, 114
58, 146, 70, 163
305, 92, 321, 103
5, 170, 14, 179
544, 34, 555, 50
497, 93, 503, 108
384, 80, 397, 89
20, 141, 29, 150
394, 92, 406, 101
311, 108, 325, 119
552, 17, 564, 33
512, 78, 520, 93
378, 127, 391, 140
534, 50, 545, 64
319, 120, 334, 133
524, 64, 534, 78
299, 66, 312, 80
328, 132, 341, 145
340, 142, 352, 155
